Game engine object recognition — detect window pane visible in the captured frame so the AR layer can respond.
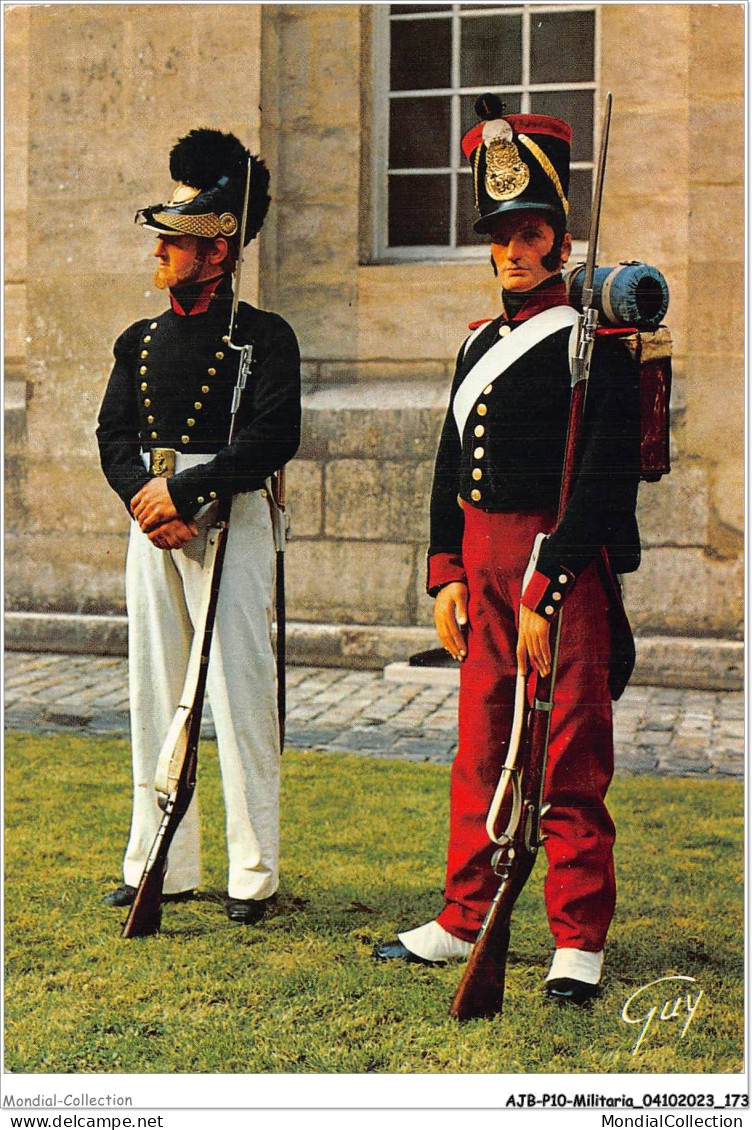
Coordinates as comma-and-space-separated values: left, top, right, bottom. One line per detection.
456, 172, 491, 247
567, 167, 592, 242
460, 91, 521, 136
388, 174, 451, 246
460, 15, 522, 86
381, 6, 598, 258
530, 10, 595, 84
390, 97, 450, 169
391, 17, 452, 91
530, 89, 594, 163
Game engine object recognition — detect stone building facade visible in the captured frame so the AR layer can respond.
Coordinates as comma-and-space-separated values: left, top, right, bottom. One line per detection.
4, 4, 744, 673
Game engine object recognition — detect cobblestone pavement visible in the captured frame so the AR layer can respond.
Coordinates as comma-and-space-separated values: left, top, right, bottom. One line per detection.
3, 651, 745, 778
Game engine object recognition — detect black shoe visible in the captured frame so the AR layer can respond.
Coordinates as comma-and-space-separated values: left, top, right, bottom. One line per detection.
372, 940, 445, 967
102, 884, 137, 907
546, 977, 600, 1004
102, 884, 193, 907
225, 894, 276, 925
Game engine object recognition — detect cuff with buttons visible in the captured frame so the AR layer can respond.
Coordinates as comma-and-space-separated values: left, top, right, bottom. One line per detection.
520, 566, 575, 621
167, 472, 219, 519
194, 491, 218, 507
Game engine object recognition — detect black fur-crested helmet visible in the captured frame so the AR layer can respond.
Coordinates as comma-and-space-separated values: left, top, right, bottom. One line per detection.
135, 127, 270, 245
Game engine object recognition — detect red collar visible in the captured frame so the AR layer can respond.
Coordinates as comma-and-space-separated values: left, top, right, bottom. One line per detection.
468, 279, 570, 332
508, 279, 569, 322
169, 275, 224, 317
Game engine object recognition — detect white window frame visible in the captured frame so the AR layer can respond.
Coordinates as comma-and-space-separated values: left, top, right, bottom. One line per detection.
371, 3, 600, 262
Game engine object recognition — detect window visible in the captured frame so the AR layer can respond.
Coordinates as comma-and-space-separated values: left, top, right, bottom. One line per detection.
372, 4, 598, 260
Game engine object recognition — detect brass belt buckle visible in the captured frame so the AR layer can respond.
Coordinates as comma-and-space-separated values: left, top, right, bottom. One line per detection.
150, 448, 177, 478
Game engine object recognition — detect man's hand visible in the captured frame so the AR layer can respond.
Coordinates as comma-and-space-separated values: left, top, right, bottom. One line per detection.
131, 477, 179, 533
517, 604, 551, 677
435, 582, 469, 661
146, 517, 199, 551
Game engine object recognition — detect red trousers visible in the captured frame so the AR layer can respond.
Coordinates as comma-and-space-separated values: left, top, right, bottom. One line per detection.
436, 508, 616, 952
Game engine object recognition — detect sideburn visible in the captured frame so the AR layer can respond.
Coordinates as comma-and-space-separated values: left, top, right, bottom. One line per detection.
541, 243, 563, 272
541, 225, 566, 272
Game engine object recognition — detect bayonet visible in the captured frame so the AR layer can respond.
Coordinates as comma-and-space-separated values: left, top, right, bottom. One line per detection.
572, 92, 612, 388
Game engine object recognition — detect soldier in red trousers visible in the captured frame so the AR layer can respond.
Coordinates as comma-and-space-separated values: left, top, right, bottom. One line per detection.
375, 97, 641, 1003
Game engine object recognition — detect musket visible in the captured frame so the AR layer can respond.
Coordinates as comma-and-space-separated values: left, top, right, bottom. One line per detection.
122, 157, 256, 938
449, 93, 613, 1019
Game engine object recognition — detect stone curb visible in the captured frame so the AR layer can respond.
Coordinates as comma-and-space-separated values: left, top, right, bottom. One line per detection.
3, 611, 744, 690
384, 634, 745, 692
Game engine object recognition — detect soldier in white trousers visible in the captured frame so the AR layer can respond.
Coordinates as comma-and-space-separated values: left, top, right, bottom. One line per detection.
97, 129, 301, 923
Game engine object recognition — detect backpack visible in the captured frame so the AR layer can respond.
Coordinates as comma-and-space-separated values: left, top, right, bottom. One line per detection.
597, 325, 672, 482
565, 260, 672, 483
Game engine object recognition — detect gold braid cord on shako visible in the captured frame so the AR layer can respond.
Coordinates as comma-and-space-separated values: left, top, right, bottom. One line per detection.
517, 134, 569, 216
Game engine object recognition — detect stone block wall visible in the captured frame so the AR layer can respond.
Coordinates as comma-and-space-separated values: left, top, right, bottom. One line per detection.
4, 4, 744, 650
598, 3, 744, 640
285, 378, 452, 630
4, 4, 263, 615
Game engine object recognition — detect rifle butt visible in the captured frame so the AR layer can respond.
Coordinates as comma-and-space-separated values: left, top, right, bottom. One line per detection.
119, 784, 192, 938
121, 865, 165, 938
449, 919, 510, 1021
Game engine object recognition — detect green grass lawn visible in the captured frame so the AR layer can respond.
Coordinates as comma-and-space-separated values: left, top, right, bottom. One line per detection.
3, 730, 744, 1074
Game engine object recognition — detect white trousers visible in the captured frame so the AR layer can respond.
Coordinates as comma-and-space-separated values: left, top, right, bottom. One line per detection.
123, 484, 279, 900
